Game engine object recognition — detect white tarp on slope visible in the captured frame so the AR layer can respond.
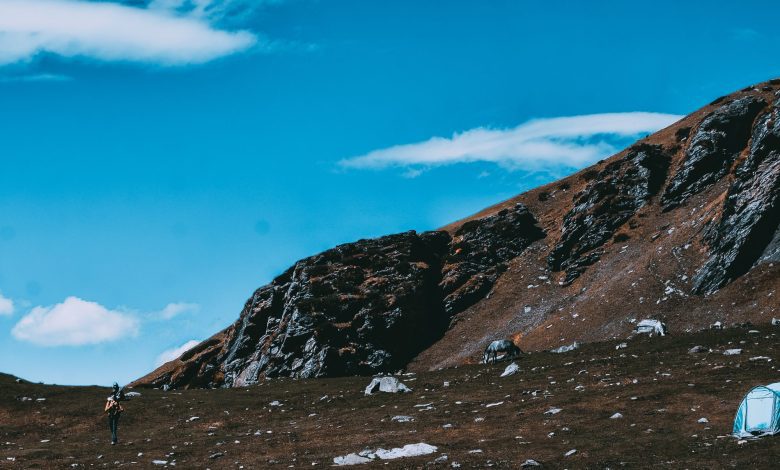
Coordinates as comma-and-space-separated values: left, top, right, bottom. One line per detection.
333, 443, 438, 465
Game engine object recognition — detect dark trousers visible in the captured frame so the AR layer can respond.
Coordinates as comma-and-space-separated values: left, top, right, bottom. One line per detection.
108, 414, 120, 443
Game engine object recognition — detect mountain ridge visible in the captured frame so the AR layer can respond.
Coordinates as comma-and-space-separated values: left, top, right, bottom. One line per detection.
133, 79, 780, 389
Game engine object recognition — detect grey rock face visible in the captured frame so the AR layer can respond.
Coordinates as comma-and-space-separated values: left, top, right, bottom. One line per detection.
440, 203, 545, 314
662, 96, 766, 210
548, 143, 670, 283
693, 97, 780, 294
220, 230, 452, 385
136, 203, 546, 388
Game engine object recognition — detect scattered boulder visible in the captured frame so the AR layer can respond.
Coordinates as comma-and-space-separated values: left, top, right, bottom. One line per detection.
688, 345, 708, 354
364, 376, 411, 395
500, 362, 520, 377
521, 459, 542, 468
724, 349, 743, 356
391, 415, 414, 423
634, 319, 667, 336
551, 342, 579, 353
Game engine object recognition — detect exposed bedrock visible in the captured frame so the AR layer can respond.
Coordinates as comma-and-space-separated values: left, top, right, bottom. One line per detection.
662, 96, 766, 210
440, 203, 545, 315
548, 143, 671, 283
219, 230, 452, 385
136, 204, 546, 388
693, 96, 780, 294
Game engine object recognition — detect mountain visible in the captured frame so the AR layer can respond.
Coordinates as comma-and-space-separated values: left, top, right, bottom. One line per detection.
133, 79, 780, 389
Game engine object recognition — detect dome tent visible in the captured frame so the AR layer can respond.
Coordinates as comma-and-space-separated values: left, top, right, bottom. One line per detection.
733, 383, 780, 437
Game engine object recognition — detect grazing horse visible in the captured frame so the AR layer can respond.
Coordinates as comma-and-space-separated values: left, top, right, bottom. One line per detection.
483, 339, 522, 364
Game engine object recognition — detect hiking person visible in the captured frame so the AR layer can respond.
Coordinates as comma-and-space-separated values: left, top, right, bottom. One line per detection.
104, 382, 124, 445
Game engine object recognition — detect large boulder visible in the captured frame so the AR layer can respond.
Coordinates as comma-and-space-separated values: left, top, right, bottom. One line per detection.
364, 376, 412, 395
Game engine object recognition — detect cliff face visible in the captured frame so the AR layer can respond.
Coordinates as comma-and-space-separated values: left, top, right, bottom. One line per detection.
134, 79, 780, 389
134, 208, 545, 388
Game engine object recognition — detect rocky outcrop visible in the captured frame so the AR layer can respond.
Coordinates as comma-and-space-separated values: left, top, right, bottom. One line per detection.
136, 206, 546, 388
221, 230, 452, 385
548, 143, 670, 283
693, 95, 780, 294
440, 203, 545, 314
662, 96, 766, 210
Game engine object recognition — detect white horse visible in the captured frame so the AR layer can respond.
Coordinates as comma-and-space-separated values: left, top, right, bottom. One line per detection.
483, 339, 522, 364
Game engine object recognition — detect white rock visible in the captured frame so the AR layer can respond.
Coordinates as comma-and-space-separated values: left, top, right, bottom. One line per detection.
724, 349, 742, 356
152, 460, 168, 466
544, 407, 562, 415
551, 342, 579, 353
391, 416, 414, 423
333, 453, 372, 466
564, 449, 577, 457
334, 443, 437, 465
521, 459, 541, 468
615, 343, 628, 350
610, 413, 623, 419
749, 356, 772, 361
364, 376, 411, 395
698, 417, 709, 423
501, 362, 520, 377
485, 401, 504, 408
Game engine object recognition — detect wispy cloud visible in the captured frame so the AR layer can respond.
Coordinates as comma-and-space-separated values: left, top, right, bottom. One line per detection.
146, 0, 273, 22
155, 339, 201, 366
0, 73, 72, 82
11, 296, 139, 346
158, 302, 199, 320
0, 292, 14, 316
340, 112, 683, 173
0, 0, 257, 66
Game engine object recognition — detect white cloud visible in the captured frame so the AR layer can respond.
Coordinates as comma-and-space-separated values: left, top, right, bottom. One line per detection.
148, 0, 269, 21
340, 112, 683, 172
0, 73, 72, 82
155, 339, 201, 366
11, 296, 139, 346
158, 302, 199, 320
0, 0, 257, 66
0, 292, 14, 316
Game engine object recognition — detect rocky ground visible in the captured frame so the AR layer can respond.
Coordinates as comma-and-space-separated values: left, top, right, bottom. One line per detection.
5, 324, 780, 468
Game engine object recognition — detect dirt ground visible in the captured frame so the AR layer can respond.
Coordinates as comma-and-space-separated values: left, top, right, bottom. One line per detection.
4, 325, 780, 469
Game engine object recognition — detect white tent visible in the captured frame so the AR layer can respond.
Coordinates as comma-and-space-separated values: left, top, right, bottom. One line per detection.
733, 383, 780, 437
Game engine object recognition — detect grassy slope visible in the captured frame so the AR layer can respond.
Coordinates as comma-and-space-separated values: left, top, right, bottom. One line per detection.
4, 325, 780, 468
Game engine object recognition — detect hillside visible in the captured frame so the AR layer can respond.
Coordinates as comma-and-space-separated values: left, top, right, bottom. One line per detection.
134, 79, 780, 389
4, 325, 780, 467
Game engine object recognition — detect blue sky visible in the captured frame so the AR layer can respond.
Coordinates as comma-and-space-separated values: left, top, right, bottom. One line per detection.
0, 0, 778, 386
